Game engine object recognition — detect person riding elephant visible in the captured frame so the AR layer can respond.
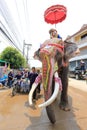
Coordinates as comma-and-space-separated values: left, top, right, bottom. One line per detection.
40, 28, 63, 49
49, 28, 62, 39
32, 28, 80, 112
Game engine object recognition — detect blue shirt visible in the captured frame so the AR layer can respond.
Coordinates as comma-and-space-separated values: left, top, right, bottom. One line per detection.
0, 74, 8, 82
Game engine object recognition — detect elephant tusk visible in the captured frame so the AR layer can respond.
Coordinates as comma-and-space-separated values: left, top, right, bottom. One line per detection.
38, 72, 59, 108
28, 83, 38, 106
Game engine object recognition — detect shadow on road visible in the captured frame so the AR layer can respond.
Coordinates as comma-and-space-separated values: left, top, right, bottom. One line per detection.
25, 95, 81, 130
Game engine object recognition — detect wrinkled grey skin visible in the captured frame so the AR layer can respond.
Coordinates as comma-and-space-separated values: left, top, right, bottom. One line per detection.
34, 40, 79, 111
56, 41, 79, 111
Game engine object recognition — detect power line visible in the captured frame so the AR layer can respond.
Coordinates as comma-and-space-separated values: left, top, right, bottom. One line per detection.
0, 27, 22, 53
0, 21, 22, 53
14, 0, 25, 38
0, 0, 23, 51
22, 0, 30, 38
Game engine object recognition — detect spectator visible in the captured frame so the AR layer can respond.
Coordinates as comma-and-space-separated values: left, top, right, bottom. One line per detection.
14, 70, 22, 87
7, 70, 14, 88
0, 71, 8, 86
15, 70, 22, 80
22, 68, 29, 78
36, 69, 41, 94
28, 67, 38, 100
80, 60, 86, 74
21, 69, 30, 93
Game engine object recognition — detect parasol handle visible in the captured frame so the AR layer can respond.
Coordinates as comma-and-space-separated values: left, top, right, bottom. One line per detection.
54, 12, 56, 28
55, 24, 56, 28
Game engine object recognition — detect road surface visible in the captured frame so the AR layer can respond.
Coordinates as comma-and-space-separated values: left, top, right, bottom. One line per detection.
0, 78, 87, 130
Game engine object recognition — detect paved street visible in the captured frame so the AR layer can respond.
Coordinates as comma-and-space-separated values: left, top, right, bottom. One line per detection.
69, 78, 87, 92
0, 78, 87, 130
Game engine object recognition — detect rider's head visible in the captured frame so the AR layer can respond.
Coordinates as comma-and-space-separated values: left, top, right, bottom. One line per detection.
49, 28, 58, 39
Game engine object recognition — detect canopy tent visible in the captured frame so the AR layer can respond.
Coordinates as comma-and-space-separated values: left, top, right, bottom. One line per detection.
0, 59, 10, 63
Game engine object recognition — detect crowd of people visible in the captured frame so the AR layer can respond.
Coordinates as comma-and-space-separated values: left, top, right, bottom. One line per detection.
0, 67, 41, 100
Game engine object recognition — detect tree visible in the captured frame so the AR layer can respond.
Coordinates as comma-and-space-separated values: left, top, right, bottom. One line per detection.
0, 47, 26, 69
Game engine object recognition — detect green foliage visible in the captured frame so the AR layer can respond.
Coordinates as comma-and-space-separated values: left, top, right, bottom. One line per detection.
0, 47, 26, 69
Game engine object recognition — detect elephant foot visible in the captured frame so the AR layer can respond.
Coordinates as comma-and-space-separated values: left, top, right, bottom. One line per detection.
59, 102, 70, 111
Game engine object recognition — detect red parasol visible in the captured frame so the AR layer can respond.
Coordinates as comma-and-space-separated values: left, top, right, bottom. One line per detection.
44, 4, 67, 26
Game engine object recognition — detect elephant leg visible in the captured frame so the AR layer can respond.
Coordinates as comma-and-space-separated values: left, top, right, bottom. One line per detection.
58, 66, 70, 111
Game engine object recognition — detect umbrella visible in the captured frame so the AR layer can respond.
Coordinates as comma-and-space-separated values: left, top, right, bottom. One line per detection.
44, 4, 67, 27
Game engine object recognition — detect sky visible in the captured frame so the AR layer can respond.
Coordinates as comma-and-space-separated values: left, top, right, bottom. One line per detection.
0, 0, 87, 67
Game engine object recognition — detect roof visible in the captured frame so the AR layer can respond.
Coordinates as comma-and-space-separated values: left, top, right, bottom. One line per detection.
69, 54, 87, 62
78, 42, 87, 48
66, 24, 87, 40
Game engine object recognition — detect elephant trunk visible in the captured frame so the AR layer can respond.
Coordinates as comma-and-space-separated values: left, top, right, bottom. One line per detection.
42, 55, 55, 99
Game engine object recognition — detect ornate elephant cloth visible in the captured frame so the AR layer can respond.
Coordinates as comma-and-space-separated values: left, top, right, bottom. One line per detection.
40, 38, 63, 48
34, 73, 62, 91
40, 38, 64, 71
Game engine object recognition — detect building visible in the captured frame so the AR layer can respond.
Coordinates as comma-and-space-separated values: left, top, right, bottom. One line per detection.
66, 24, 87, 70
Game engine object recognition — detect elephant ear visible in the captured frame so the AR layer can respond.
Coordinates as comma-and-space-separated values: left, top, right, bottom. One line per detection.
33, 48, 41, 60
64, 41, 78, 59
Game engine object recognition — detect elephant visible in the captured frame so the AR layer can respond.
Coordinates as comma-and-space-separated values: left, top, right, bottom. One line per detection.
28, 38, 80, 123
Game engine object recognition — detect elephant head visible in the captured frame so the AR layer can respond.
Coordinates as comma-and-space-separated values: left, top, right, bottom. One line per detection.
29, 38, 80, 108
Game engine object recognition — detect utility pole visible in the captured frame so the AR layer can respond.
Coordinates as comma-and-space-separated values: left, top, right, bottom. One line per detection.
26, 45, 29, 63
23, 40, 32, 64
23, 40, 25, 56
